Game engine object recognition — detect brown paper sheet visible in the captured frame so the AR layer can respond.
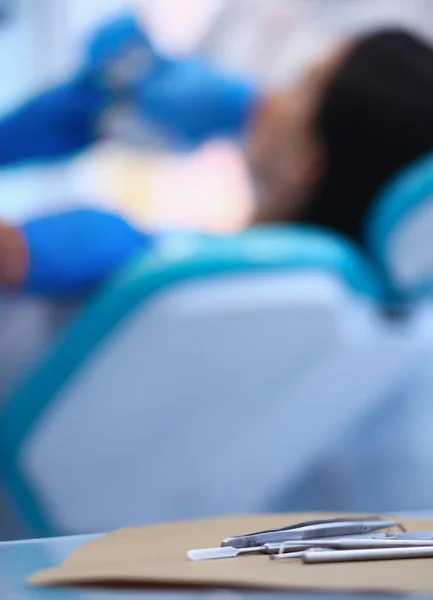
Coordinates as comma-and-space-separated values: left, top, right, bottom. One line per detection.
29, 512, 433, 595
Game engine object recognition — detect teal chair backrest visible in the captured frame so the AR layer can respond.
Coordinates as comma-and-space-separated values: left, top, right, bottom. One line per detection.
1, 226, 399, 538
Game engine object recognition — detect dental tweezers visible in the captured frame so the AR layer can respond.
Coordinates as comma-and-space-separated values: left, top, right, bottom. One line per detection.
221, 517, 404, 548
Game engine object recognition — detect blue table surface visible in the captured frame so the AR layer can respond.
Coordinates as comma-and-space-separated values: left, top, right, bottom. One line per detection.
0, 528, 431, 600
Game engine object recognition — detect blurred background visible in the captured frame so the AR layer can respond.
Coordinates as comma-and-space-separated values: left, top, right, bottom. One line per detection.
1, 0, 433, 542
0, 0, 252, 230
2, 0, 432, 230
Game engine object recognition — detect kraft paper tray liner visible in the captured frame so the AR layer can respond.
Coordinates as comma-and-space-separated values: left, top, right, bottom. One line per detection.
29, 512, 433, 595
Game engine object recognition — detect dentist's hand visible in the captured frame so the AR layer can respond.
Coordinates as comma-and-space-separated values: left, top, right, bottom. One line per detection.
0, 13, 154, 166
88, 13, 261, 146
137, 57, 261, 146
86, 13, 155, 91
19, 208, 154, 297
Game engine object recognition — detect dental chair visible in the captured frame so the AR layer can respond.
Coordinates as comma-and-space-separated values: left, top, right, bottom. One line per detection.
368, 152, 433, 300
293, 153, 433, 513
1, 224, 429, 539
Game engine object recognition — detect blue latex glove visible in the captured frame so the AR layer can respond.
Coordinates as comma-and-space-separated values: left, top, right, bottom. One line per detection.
86, 13, 156, 89
137, 57, 260, 147
86, 13, 260, 146
0, 13, 153, 166
21, 208, 153, 296
0, 73, 108, 166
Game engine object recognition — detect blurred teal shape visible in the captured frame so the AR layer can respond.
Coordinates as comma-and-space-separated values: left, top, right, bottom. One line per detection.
367, 152, 433, 258
366, 152, 433, 298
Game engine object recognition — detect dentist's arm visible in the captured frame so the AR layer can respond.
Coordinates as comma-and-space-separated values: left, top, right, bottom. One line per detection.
0, 74, 107, 166
0, 12, 262, 166
0, 209, 154, 297
0, 13, 152, 166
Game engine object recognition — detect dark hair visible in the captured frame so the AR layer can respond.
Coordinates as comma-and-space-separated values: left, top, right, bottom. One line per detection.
301, 30, 433, 243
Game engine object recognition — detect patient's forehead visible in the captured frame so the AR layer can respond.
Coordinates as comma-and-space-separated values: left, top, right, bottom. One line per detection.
261, 37, 355, 132
308, 39, 355, 82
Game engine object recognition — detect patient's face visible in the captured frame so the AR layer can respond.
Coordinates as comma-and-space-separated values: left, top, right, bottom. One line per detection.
248, 41, 352, 224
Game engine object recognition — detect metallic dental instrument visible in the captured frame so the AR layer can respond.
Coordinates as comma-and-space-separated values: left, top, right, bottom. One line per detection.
270, 534, 433, 559
303, 545, 433, 564
187, 542, 310, 561
221, 517, 403, 548
188, 517, 406, 561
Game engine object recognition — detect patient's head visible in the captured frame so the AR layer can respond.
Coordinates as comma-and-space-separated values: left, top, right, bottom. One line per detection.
249, 30, 433, 242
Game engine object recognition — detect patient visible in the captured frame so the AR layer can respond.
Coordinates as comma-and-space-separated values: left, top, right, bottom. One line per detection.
2, 29, 433, 296
249, 30, 433, 243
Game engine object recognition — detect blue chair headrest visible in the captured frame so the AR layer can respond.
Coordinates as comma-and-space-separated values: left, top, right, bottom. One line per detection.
366, 152, 433, 299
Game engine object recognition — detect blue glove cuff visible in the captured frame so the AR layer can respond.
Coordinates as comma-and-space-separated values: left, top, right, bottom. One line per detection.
22, 209, 154, 297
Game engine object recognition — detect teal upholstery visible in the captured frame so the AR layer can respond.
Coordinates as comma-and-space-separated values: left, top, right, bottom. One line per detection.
0, 226, 387, 537
366, 152, 433, 298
